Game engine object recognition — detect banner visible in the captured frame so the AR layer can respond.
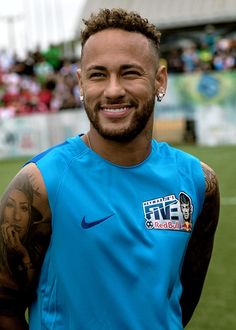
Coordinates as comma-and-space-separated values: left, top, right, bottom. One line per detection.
0, 110, 89, 159
156, 70, 236, 145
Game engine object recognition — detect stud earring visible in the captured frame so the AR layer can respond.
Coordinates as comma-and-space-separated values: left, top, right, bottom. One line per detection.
80, 95, 84, 102
156, 91, 165, 102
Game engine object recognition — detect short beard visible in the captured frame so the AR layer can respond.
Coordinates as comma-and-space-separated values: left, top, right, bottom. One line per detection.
84, 96, 155, 143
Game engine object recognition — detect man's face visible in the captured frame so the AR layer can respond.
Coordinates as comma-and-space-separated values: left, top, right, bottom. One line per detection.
78, 28, 166, 142
180, 203, 190, 221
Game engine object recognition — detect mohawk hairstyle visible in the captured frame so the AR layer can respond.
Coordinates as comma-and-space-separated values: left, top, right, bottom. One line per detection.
80, 8, 161, 54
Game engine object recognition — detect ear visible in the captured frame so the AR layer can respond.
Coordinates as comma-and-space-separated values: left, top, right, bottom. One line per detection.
76, 68, 83, 96
155, 65, 167, 96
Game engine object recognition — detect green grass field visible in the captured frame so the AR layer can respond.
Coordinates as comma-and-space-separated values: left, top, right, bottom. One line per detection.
0, 145, 235, 329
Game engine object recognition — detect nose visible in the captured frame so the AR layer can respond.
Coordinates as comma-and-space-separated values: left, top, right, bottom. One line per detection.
14, 206, 21, 222
103, 75, 125, 99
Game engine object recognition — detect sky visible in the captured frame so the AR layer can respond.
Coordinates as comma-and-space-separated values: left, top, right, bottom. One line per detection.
0, 0, 87, 58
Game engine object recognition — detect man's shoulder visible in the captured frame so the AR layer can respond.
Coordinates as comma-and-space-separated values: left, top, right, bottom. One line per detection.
155, 140, 200, 164
25, 135, 86, 166
200, 162, 219, 200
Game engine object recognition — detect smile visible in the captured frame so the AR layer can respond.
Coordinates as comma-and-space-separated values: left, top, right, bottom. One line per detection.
103, 107, 130, 113
100, 105, 133, 118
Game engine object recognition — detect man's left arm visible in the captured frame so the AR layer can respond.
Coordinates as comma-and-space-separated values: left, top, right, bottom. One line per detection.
180, 162, 220, 327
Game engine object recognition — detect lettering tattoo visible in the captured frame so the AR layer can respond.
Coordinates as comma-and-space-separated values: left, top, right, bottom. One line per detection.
144, 129, 153, 153
0, 169, 51, 302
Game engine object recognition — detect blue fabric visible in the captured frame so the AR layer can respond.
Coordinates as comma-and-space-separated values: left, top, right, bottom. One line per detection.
29, 136, 205, 330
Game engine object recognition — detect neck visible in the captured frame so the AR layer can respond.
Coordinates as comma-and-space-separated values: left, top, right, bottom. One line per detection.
85, 127, 153, 166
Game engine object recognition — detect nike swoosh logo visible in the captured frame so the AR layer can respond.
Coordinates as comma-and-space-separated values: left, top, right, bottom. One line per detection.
81, 214, 114, 229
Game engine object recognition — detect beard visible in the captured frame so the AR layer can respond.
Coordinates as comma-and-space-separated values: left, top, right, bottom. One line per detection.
84, 96, 155, 143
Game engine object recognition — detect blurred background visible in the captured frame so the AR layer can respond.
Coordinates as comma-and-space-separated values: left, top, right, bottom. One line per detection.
0, 0, 235, 329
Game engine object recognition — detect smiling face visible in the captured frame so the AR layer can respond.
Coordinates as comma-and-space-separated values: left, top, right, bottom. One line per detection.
78, 28, 167, 142
3, 189, 31, 240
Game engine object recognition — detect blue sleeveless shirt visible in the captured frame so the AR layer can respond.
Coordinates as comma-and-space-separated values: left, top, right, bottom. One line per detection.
29, 136, 205, 330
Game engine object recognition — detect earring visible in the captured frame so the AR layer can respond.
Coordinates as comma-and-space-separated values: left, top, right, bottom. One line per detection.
80, 95, 84, 102
156, 91, 165, 102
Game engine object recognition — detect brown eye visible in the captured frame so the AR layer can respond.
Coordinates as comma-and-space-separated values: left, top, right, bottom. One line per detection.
6, 201, 14, 209
21, 205, 29, 213
89, 72, 106, 79
123, 70, 141, 77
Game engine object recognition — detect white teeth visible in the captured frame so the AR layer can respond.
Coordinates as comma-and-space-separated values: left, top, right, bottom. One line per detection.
103, 107, 127, 112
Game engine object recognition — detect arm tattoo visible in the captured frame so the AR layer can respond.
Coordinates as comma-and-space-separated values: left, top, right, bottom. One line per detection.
28, 172, 41, 197
203, 165, 218, 194
180, 162, 220, 327
0, 170, 51, 300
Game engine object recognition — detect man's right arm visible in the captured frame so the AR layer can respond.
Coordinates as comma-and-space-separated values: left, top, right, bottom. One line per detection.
0, 163, 51, 329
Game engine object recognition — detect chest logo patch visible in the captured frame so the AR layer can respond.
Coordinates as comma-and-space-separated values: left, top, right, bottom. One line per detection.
143, 192, 193, 232
81, 214, 114, 229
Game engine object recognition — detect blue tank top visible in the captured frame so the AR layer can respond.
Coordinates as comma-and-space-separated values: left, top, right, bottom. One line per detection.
29, 136, 205, 330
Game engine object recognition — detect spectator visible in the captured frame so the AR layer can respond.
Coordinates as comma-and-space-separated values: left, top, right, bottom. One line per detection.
166, 49, 184, 73
213, 38, 235, 71
34, 54, 54, 83
181, 45, 199, 72
43, 44, 62, 71
198, 43, 213, 71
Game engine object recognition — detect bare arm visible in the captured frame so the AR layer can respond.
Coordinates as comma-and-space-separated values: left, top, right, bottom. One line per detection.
180, 162, 220, 327
0, 163, 51, 329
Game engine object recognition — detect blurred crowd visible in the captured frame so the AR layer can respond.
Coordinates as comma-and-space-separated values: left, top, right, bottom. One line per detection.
0, 44, 82, 118
165, 27, 236, 73
0, 29, 236, 117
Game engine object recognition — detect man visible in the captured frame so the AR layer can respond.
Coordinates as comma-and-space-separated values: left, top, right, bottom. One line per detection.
0, 8, 220, 330
179, 192, 193, 231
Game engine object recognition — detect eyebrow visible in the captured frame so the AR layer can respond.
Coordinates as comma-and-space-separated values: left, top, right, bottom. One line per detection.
120, 64, 143, 70
87, 65, 106, 72
87, 64, 143, 72
7, 197, 28, 205
7, 197, 16, 203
